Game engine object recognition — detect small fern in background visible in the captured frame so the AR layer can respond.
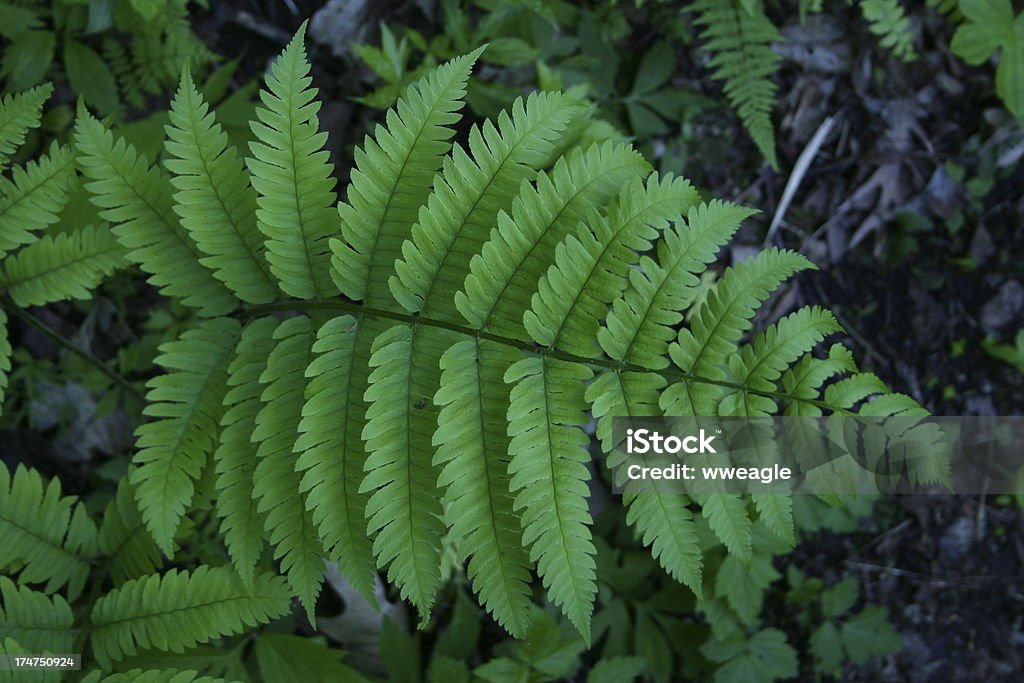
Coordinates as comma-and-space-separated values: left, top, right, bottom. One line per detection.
686, 0, 782, 168
860, 0, 917, 61
59, 23, 941, 651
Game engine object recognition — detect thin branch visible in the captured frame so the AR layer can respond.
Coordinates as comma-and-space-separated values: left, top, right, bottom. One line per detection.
1, 296, 144, 402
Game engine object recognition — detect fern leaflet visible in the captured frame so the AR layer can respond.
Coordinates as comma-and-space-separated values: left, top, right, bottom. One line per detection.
130, 318, 241, 555
246, 24, 337, 300
0, 464, 97, 600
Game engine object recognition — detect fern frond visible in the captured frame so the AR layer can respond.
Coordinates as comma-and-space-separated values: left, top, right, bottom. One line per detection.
457, 141, 650, 340
781, 344, 857, 416
1, 225, 127, 307
246, 25, 336, 301
294, 315, 377, 606
360, 323, 450, 618
88, 566, 292, 669
860, 0, 916, 61
99, 478, 164, 586
130, 318, 242, 555
389, 91, 585, 320
215, 317, 277, 587
251, 316, 324, 620
722, 306, 841, 416
525, 174, 700, 357
0, 577, 74, 656
599, 201, 755, 369
587, 370, 703, 595
752, 493, 794, 546
688, 0, 781, 167
332, 47, 483, 306
434, 339, 533, 637
701, 494, 753, 562
0, 84, 51, 171
0, 464, 97, 600
75, 111, 237, 316
505, 355, 596, 642
662, 248, 813, 415
823, 373, 889, 410
0, 142, 76, 259
165, 69, 278, 304
723, 306, 839, 546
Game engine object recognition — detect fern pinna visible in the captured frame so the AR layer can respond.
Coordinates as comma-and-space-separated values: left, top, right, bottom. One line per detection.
55, 24, 926, 648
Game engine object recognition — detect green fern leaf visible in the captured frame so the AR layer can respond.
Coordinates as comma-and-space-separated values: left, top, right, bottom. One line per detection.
662, 248, 813, 415
861, 0, 916, 61
251, 316, 325, 620
0, 577, 74, 656
722, 306, 841, 416
434, 339, 533, 637
332, 47, 483, 307
505, 355, 596, 642
89, 566, 292, 669
130, 318, 241, 555
1, 224, 127, 307
599, 201, 755, 369
389, 91, 585, 320
0, 142, 77, 259
165, 69, 278, 304
0, 84, 51, 171
688, 0, 781, 167
74, 111, 237, 316
295, 315, 377, 606
702, 494, 753, 563
99, 478, 164, 585
587, 370, 703, 595
360, 91, 591, 621
215, 317, 276, 586
457, 141, 650, 340
525, 174, 699, 357
781, 344, 856, 416
0, 464, 97, 600
246, 25, 337, 300
752, 494, 794, 547
823, 373, 889, 410
360, 323, 450, 618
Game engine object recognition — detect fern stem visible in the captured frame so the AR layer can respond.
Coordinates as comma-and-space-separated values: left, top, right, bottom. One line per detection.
0, 296, 144, 401
245, 299, 846, 414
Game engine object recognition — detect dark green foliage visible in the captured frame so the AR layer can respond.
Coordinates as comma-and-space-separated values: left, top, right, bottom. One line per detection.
0, 0, 212, 114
